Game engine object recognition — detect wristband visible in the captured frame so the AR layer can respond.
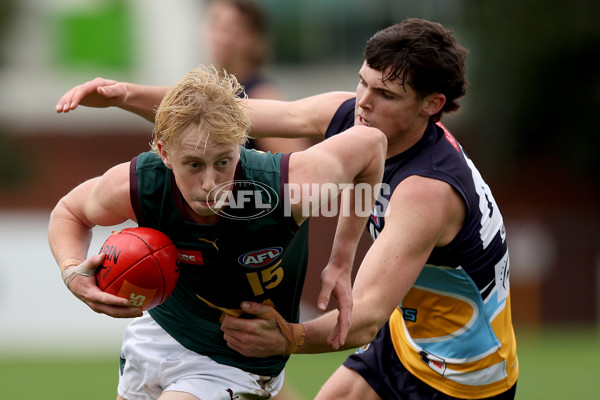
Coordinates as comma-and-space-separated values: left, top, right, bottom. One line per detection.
275, 319, 305, 355
245, 302, 306, 355
59, 258, 83, 272
60, 259, 95, 288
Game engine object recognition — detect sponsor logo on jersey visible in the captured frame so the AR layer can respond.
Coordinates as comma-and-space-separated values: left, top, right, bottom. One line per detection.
419, 350, 447, 375
178, 250, 205, 265
370, 211, 381, 228
437, 121, 460, 152
238, 247, 283, 268
368, 204, 385, 239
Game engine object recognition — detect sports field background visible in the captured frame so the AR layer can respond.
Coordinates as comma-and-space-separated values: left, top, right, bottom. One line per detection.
1, 325, 599, 399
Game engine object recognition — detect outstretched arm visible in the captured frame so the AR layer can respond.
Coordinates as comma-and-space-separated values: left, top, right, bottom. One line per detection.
54, 77, 355, 137
244, 91, 355, 138
222, 175, 467, 355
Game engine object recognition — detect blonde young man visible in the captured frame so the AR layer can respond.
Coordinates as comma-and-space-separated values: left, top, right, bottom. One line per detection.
49, 65, 386, 400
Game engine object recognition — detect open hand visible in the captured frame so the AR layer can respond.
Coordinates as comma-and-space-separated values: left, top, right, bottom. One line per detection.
55, 77, 127, 113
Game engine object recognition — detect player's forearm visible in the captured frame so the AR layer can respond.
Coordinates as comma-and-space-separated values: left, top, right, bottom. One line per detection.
48, 200, 93, 268
244, 98, 322, 139
328, 153, 382, 269
326, 205, 365, 281
297, 307, 382, 354
296, 268, 394, 355
245, 92, 353, 139
120, 83, 169, 123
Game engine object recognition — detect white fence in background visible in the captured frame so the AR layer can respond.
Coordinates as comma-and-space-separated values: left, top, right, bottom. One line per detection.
0, 211, 135, 355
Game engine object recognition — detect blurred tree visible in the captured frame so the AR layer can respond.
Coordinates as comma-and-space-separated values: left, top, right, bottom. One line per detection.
463, 0, 600, 184
0, 133, 33, 189
0, 0, 16, 66
0, 0, 25, 189
515, 38, 600, 177
261, 0, 391, 64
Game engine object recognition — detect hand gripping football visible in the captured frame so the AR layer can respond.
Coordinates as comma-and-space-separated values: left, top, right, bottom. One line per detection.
96, 227, 180, 311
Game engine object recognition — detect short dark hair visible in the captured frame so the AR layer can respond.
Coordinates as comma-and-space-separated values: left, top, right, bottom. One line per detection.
364, 18, 468, 121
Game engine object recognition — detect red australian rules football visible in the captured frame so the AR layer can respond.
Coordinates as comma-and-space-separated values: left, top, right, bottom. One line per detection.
96, 227, 180, 311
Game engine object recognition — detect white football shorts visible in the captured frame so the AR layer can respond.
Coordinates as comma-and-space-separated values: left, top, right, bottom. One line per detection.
117, 313, 284, 400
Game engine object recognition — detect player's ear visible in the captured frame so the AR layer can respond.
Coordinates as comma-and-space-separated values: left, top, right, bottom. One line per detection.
157, 140, 173, 170
422, 93, 446, 117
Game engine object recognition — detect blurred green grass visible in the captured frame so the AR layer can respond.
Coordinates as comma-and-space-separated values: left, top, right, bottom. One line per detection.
1, 325, 598, 399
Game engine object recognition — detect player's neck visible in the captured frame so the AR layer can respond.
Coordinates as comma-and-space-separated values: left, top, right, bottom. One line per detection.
386, 128, 426, 158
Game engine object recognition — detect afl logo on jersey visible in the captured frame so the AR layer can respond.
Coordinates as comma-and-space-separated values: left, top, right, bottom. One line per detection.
238, 247, 283, 268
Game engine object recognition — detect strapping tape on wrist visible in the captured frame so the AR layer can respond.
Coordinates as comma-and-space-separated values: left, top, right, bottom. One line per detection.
61, 261, 96, 287
274, 317, 305, 355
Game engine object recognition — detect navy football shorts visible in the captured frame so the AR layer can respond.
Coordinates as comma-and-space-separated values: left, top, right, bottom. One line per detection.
343, 321, 516, 400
